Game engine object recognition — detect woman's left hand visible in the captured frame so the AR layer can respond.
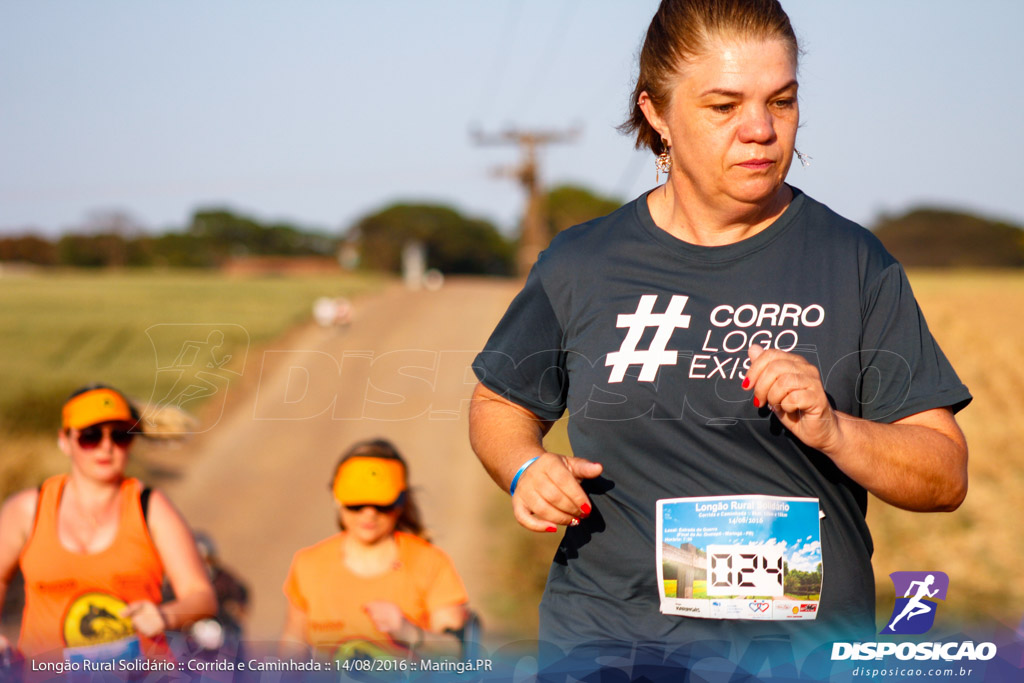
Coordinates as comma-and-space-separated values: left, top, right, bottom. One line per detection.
743, 345, 841, 453
121, 600, 168, 637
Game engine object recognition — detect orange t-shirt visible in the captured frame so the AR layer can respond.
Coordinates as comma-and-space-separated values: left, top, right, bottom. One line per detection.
283, 531, 468, 655
18, 475, 166, 660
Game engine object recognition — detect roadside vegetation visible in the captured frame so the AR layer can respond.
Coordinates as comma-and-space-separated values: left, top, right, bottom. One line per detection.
0, 269, 383, 497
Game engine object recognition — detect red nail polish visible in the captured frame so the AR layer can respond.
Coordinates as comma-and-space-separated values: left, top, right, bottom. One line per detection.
546, 526, 558, 533
753, 397, 761, 408
741, 377, 750, 389
581, 503, 592, 516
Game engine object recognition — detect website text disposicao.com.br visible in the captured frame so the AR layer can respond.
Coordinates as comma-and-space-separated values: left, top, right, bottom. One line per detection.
851, 665, 978, 678
835, 640, 997, 679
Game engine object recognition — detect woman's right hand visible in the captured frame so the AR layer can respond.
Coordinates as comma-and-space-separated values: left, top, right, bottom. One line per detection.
363, 601, 422, 648
512, 452, 602, 532
121, 600, 168, 638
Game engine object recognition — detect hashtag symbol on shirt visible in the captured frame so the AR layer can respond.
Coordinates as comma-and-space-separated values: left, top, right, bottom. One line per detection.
605, 294, 691, 383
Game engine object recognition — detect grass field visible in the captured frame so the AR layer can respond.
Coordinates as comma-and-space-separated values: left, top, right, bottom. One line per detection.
0, 268, 382, 494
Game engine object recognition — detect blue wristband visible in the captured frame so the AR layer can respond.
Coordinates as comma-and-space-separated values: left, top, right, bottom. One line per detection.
509, 456, 541, 496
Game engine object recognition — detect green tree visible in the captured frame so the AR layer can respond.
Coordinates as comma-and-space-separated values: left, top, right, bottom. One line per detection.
187, 209, 337, 263
56, 233, 129, 267
0, 235, 57, 265
544, 184, 622, 239
141, 233, 218, 268
349, 203, 513, 275
873, 208, 1024, 267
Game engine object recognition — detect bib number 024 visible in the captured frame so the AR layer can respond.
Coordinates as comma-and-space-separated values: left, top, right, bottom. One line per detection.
706, 545, 784, 596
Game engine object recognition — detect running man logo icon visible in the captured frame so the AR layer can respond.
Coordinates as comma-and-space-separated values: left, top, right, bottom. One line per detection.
881, 571, 949, 635
142, 323, 249, 434
605, 295, 691, 383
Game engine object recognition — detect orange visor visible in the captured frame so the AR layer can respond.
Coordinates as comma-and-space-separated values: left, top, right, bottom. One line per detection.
62, 388, 136, 431
332, 456, 406, 506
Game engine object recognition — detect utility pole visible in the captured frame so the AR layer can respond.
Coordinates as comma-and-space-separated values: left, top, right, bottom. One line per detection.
472, 127, 579, 276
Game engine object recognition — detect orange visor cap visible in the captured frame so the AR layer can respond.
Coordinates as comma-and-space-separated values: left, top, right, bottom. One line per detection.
62, 388, 136, 431
332, 457, 406, 506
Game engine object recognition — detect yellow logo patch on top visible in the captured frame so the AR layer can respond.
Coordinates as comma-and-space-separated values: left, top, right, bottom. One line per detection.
63, 592, 134, 647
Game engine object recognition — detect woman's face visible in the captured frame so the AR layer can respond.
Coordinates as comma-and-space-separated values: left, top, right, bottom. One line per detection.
338, 502, 402, 546
59, 420, 135, 483
642, 36, 799, 211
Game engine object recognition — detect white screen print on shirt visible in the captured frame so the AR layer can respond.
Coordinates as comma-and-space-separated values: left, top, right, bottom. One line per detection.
604, 294, 825, 384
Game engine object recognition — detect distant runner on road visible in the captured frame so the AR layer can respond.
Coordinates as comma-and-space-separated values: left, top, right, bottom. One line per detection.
280, 439, 469, 661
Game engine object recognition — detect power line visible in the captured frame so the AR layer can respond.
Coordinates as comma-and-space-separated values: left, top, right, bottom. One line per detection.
513, 0, 582, 119
473, 0, 524, 123
614, 149, 651, 200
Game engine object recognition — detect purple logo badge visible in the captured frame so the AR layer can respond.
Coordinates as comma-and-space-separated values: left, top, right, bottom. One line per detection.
881, 571, 949, 635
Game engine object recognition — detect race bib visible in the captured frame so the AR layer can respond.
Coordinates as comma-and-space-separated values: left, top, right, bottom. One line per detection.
64, 635, 142, 667
656, 495, 823, 620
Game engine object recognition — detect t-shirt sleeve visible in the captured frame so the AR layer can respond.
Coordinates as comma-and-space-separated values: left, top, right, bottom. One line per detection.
858, 263, 972, 423
282, 554, 309, 613
422, 546, 469, 613
472, 266, 568, 421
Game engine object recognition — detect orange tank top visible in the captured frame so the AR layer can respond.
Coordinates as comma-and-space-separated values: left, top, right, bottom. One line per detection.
18, 474, 166, 660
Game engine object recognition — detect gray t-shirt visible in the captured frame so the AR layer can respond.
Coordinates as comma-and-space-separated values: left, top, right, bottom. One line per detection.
474, 188, 971, 649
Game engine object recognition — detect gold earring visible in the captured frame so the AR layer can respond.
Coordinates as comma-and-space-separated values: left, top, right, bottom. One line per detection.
656, 139, 672, 183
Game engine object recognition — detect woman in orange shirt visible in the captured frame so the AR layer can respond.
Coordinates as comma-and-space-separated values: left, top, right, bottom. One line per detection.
281, 439, 469, 659
0, 384, 216, 664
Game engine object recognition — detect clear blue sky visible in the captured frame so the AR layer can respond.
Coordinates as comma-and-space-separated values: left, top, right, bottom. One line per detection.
2, 0, 1022, 237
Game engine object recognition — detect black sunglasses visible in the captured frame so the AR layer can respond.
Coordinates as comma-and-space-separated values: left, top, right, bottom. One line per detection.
75, 425, 135, 449
343, 502, 401, 514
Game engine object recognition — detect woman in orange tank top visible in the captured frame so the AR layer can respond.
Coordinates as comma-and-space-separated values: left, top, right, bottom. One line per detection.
280, 439, 469, 660
0, 384, 216, 665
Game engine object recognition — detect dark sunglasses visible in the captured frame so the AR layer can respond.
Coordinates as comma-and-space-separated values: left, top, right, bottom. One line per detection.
343, 502, 401, 514
75, 425, 135, 449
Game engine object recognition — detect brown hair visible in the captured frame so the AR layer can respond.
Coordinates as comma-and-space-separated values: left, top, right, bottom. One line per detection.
621, 0, 800, 155
329, 438, 429, 540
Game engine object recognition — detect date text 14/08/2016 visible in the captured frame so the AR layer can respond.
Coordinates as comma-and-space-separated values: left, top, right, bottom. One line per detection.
340, 659, 495, 674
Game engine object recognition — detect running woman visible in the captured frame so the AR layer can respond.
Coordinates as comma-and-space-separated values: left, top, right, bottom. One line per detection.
0, 384, 216, 665
280, 439, 469, 660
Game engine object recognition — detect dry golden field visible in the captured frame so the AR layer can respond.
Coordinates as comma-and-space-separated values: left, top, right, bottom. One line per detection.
868, 270, 1024, 629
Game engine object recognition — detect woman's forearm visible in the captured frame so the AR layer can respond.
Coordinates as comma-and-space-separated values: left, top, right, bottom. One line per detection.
823, 408, 968, 512
468, 383, 553, 491
159, 587, 217, 631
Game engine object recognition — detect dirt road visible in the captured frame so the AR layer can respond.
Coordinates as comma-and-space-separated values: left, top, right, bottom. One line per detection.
160, 277, 520, 643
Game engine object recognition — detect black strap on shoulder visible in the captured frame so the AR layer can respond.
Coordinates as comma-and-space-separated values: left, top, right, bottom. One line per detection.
140, 487, 153, 523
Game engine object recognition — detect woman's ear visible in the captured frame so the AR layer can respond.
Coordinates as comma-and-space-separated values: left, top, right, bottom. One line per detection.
57, 430, 72, 457
637, 91, 669, 146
